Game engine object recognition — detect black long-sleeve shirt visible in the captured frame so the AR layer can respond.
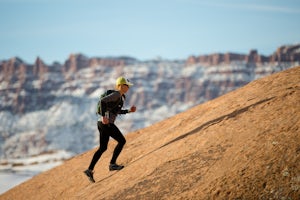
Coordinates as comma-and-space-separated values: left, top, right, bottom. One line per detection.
100, 90, 129, 124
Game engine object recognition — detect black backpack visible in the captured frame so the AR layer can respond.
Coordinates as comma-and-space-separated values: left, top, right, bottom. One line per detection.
96, 90, 122, 115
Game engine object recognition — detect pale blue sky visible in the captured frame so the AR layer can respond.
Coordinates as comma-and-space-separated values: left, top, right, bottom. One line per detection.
1, 0, 300, 64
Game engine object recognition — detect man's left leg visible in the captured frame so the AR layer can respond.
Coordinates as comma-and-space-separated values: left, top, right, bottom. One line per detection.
109, 124, 126, 170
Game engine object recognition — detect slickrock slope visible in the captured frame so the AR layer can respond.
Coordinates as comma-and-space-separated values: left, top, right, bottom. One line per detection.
1, 67, 299, 200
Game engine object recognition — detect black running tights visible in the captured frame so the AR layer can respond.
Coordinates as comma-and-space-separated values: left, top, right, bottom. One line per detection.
88, 122, 126, 170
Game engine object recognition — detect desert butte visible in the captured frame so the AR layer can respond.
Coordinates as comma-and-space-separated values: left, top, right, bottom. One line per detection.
1, 66, 299, 200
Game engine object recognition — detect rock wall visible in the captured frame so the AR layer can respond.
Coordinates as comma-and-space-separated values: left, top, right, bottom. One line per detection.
186, 44, 300, 65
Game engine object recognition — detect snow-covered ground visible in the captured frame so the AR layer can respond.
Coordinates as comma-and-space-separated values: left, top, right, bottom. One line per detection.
0, 150, 73, 194
0, 173, 32, 195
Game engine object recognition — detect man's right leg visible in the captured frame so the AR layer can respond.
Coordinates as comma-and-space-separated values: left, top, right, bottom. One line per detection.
88, 122, 110, 170
84, 122, 110, 182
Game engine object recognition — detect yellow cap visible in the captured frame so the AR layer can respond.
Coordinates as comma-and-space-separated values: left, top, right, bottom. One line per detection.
116, 77, 133, 87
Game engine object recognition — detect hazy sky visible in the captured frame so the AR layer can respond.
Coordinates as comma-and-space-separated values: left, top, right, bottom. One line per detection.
1, 0, 300, 64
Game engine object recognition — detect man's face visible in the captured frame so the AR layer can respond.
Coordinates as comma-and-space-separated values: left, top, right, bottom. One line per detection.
120, 84, 129, 93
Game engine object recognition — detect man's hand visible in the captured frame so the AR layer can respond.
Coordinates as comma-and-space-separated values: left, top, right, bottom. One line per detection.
102, 116, 109, 124
129, 106, 136, 113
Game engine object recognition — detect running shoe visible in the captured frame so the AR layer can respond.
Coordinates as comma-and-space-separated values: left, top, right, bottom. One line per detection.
109, 163, 124, 171
84, 169, 95, 183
